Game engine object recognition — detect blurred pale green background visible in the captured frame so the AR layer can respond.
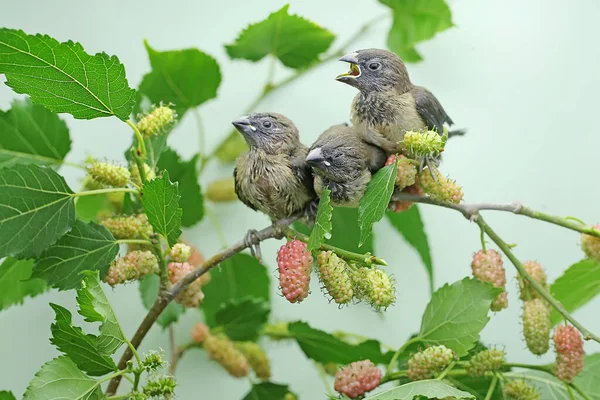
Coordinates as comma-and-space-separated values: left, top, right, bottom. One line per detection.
1, 0, 600, 398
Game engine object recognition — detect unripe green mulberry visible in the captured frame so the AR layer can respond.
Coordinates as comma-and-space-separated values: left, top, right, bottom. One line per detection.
203, 334, 250, 378
522, 299, 551, 355
104, 251, 159, 286
316, 251, 353, 304
385, 154, 417, 190
170, 243, 192, 263
402, 129, 447, 159
101, 214, 153, 239
519, 261, 548, 301
136, 104, 176, 138
88, 162, 130, 187
131, 163, 156, 186
466, 349, 505, 377
407, 345, 456, 381
143, 376, 176, 397
235, 342, 271, 380
504, 380, 540, 400
581, 224, 600, 261
351, 267, 395, 310
206, 177, 238, 202
418, 168, 463, 204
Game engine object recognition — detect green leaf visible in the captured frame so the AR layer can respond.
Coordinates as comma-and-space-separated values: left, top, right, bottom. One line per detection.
0, 391, 16, 400
575, 353, 600, 400
365, 380, 474, 399
156, 148, 204, 227
142, 171, 182, 247
307, 187, 332, 251
138, 274, 184, 329
23, 356, 104, 400
202, 254, 270, 327
225, 4, 335, 69
358, 164, 397, 246
0, 99, 71, 168
0, 258, 46, 311
288, 321, 392, 365
550, 259, 600, 326
214, 297, 270, 341
32, 220, 119, 290
75, 195, 112, 222
242, 382, 290, 400
127, 131, 168, 169
76, 271, 125, 355
379, 0, 454, 63
449, 375, 503, 400
386, 206, 434, 293
418, 278, 500, 357
0, 28, 135, 120
0, 164, 75, 259
49, 303, 117, 376
139, 41, 221, 117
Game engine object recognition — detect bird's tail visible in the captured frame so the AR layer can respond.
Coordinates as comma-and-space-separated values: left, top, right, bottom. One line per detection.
448, 129, 466, 138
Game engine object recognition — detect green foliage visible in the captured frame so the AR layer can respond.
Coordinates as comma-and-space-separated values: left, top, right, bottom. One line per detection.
76, 271, 125, 355
0, 28, 135, 120
139, 274, 185, 329
386, 206, 434, 293
0, 99, 71, 168
379, 0, 454, 63
142, 171, 182, 247
32, 220, 119, 290
550, 259, 600, 325
75, 194, 112, 222
0, 391, 16, 400
23, 356, 104, 400
288, 321, 392, 365
225, 4, 335, 69
418, 278, 501, 357
128, 129, 168, 169
365, 380, 474, 399
214, 297, 270, 341
139, 41, 221, 117
577, 353, 600, 399
202, 254, 270, 327
307, 187, 332, 251
358, 164, 397, 246
49, 303, 117, 376
156, 148, 204, 227
0, 164, 75, 258
0, 258, 46, 311
242, 382, 290, 400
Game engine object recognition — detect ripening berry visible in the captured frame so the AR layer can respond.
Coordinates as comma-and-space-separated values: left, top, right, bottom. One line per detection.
235, 342, 271, 380
277, 240, 313, 303
168, 262, 208, 308
418, 168, 463, 204
191, 323, 210, 344
519, 261, 548, 301
466, 349, 505, 377
170, 243, 192, 263
143, 376, 176, 397
385, 154, 417, 190
131, 163, 156, 187
101, 214, 153, 240
206, 177, 238, 202
522, 299, 551, 355
141, 350, 164, 371
104, 251, 159, 286
389, 184, 424, 213
471, 250, 508, 311
88, 162, 130, 188
187, 244, 205, 267
553, 324, 584, 382
334, 360, 381, 398
407, 345, 456, 381
402, 129, 446, 159
581, 224, 600, 261
136, 104, 176, 138
351, 267, 395, 309
504, 380, 540, 400
316, 251, 353, 304
203, 334, 250, 378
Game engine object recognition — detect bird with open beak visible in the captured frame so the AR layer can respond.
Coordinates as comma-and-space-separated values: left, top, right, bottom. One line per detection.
306, 123, 387, 207
336, 48, 464, 161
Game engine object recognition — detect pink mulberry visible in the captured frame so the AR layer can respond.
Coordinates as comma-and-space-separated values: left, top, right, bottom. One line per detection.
334, 360, 381, 398
276, 240, 313, 303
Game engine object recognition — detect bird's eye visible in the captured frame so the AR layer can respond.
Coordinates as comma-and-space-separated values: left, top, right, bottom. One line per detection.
368, 62, 381, 71
262, 120, 272, 128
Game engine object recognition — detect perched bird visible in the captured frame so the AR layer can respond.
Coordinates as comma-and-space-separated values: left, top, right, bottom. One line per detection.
306, 123, 387, 207
335, 48, 464, 157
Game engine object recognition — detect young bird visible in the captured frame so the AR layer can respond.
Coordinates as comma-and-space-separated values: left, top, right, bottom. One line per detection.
336, 48, 464, 157
306, 124, 387, 207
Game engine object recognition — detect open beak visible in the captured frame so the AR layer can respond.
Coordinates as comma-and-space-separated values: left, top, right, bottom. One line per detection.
232, 115, 255, 136
336, 52, 361, 82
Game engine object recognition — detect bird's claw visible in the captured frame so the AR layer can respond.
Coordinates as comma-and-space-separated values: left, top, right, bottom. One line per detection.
423, 156, 440, 185
244, 229, 262, 263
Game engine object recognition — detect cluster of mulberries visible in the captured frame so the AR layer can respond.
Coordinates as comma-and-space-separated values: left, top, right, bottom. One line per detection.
170, 243, 192, 263
202, 334, 250, 378
168, 262, 211, 308
418, 168, 463, 204
131, 163, 156, 186
504, 380, 540, 400
385, 154, 417, 190
466, 349, 505, 377
277, 240, 313, 303
553, 324, 584, 382
471, 249, 508, 311
317, 251, 354, 305
407, 345, 456, 381
581, 224, 600, 261
101, 214, 153, 239
522, 298, 551, 355
88, 162, 130, 188
235, 342, 271, 380
519, 261, 548, 300
333, 360, 382, 398
402, 129, 446, 159
104, 251, 158, 286
136, 104, 177, 138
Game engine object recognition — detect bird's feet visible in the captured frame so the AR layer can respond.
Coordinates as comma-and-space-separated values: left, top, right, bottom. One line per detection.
244, 229, 262, 263
418, 155, 441, 185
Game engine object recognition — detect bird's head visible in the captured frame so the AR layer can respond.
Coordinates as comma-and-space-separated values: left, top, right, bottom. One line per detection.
306, 126, 364, 182
335, 48, 411, 93
232, 112, 299, 153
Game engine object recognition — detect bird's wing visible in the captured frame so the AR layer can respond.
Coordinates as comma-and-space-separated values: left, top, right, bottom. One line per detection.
233, 166, 257, 211
412, 86, 454, 133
